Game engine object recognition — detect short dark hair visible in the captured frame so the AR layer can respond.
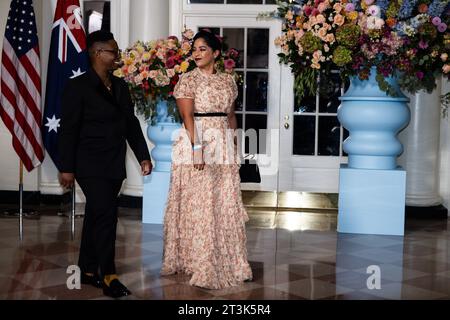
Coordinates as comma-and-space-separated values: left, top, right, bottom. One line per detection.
86, 30, 115, 50
193, 30, 222, 60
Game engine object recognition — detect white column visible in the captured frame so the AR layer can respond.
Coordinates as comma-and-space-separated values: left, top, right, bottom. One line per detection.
110, 0, 130, 50
439, 77, 450, 209
129, 0, 169, 44
169, 0, 183, 38
398, 82, 442, 207
121, 0, 169, 197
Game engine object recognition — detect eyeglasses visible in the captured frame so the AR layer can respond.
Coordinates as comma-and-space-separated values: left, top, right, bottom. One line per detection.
98, 48, 121, 57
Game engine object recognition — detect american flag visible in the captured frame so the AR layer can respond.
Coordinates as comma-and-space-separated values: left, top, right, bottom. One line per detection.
0, 0, 44, 172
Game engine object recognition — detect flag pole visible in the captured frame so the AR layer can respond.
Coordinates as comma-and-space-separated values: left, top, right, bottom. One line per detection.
71, 184, 75, 240
19, 160, 24, 241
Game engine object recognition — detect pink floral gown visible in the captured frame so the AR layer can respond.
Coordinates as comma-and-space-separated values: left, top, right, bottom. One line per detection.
161, 68, 253, 289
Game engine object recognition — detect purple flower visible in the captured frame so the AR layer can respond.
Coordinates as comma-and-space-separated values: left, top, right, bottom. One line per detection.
438, 23, 448, 32
419, 40, 429, 49
345, 3, 355, 11
416, 71, 424, 80
432, 16, 442, 26
367, 5, 381, 16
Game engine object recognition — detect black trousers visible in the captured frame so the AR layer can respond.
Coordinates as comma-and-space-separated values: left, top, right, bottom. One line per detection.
76, 178, 123, 277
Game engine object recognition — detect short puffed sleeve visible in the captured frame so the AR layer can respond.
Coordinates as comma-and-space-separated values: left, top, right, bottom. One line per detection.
173, 72, 195, 99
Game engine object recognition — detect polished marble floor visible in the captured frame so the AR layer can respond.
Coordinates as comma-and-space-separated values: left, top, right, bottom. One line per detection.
0, 200, 450, 300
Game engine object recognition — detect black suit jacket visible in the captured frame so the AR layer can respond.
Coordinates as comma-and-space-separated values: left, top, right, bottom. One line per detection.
58, 68, 150, 180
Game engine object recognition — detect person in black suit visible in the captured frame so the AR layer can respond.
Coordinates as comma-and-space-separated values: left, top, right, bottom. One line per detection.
58, 31, 152, 298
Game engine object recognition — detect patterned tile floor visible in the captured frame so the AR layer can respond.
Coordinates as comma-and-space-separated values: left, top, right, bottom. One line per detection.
0, 206, 450, 300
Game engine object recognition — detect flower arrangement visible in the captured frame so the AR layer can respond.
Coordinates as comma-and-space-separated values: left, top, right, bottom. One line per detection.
113, 29, 241, 124
267, 0, 450, 102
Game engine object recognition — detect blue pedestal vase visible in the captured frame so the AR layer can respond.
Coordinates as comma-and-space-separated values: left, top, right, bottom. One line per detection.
142, 100, 181, 224
338, 69, 410, 170
337, 68, 410, 235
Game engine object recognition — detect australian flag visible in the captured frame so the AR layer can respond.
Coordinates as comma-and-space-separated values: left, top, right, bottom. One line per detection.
42, 0, 88, 170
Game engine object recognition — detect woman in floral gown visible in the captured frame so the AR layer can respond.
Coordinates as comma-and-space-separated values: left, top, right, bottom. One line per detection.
161, 30, 253, 289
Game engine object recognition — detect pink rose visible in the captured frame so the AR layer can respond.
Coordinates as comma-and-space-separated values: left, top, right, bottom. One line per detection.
318, 3, 327, 13
318, 27, 328, 39
224, 59, 236, 70
325, 33, 335, 43
183, 29, 194, 40
316, 14, 326, 24
228, 48, 239, 59
334, 14, 345, 26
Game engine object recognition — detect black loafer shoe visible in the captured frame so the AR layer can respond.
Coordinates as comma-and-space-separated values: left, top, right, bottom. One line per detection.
80, 273, 102, 288
103, 279, 131, 298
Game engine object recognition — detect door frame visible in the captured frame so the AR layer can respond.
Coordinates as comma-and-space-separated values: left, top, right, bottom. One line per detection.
278, 66, 347, 193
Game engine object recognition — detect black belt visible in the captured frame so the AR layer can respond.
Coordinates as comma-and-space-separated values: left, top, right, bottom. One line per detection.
194, 112, 228, 117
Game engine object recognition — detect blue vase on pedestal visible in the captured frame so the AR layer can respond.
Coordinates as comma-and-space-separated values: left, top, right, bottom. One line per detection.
142, 100, 181, 224
338, 68, 410, 169
337, 68, 410, 236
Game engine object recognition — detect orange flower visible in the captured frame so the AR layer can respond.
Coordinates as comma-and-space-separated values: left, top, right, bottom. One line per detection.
334, 14, 345, 26
386, 18, 397, 28
418, 4, 428, 13
347, 11, 358, 21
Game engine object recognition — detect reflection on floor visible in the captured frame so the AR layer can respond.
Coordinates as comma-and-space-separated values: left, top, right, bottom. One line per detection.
242, 191, 338, 210
0, 199, 450, 300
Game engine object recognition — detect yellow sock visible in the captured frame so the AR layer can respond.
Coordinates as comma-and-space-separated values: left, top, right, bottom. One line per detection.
104, 274, 119, 286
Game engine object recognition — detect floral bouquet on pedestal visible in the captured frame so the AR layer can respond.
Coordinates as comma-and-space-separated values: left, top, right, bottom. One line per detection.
267, 0, 450, 102
114, 29, 241, 124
